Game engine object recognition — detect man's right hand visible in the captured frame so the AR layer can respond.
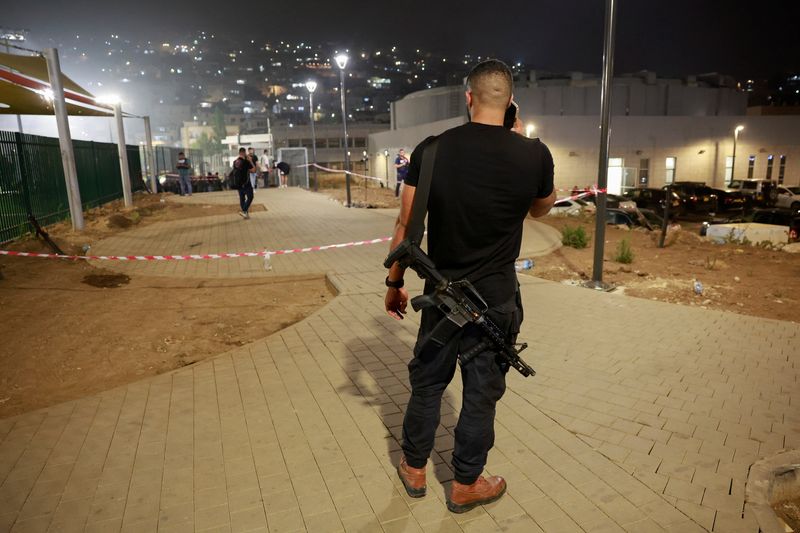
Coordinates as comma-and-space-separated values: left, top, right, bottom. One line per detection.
385, 287, 409, 320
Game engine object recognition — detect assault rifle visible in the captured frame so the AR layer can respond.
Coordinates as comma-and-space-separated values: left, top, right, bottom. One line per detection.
384, 239, 535, 377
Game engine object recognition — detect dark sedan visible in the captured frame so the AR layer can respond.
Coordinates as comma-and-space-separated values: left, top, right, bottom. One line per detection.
665, 182, 718, 217
623, 188, 681, 214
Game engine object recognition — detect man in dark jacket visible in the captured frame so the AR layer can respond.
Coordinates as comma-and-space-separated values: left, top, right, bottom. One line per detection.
232, 147, 256, 218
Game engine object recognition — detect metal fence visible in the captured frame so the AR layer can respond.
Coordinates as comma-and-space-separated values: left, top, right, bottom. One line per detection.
0, 130, 144, 243
154, 146, 203, 177
276, 147, 309, 188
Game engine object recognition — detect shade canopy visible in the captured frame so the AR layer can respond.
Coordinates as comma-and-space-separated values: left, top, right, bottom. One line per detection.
0, 51, 113, 117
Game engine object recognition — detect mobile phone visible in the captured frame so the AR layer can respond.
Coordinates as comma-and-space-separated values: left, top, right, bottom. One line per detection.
503, 101, 519, 129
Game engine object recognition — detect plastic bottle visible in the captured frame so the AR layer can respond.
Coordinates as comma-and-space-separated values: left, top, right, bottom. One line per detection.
693, 280, 703, 295
515, 259, 534, 272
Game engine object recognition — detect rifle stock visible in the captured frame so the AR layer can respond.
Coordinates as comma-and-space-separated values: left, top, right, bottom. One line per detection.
384, 240, 536, 377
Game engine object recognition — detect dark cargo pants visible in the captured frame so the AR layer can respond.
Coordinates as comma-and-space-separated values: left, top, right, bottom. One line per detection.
401, 293, 521, 485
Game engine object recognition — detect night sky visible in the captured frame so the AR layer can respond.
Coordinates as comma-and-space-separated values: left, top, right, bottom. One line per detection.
4, 0, 799, 77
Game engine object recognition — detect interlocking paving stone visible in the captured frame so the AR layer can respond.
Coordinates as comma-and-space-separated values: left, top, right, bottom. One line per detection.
1, 189, 795, 531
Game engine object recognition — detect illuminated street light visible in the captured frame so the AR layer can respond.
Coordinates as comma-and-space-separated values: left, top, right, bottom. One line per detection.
306, 80, 318, 190
525, 123, 536, 138
334, 53, 349, 70
335, 53, 352, 207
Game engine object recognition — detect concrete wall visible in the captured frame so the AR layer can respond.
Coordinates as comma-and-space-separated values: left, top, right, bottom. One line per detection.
368, 115, 800, 193
368, 117, 466, 183
392, 87, 463, 130
392, 80, 748, 130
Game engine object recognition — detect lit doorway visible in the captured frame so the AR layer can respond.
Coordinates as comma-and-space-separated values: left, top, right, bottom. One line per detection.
607, 158, 623, 195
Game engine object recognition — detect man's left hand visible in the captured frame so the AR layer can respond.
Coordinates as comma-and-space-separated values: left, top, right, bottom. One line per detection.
385, 287, 409, 320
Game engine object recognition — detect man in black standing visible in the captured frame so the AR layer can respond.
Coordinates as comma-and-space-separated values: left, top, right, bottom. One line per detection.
232, 147, 256, 218
384, 60, 555, 513
394, 148, 409, 197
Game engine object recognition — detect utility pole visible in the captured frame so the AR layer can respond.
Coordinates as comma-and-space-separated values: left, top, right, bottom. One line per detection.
43, 47, 84, 231
587, 0, 618, 290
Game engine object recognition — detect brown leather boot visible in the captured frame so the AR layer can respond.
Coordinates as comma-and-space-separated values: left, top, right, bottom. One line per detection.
447, 475, 507, 513
397, 457, 426, 497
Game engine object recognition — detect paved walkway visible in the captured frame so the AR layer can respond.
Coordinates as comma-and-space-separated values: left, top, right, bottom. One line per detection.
0, 189, 797, 533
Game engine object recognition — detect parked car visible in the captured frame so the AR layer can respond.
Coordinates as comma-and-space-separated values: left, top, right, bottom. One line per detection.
664, 182, 718, 217
775, 186, 800, 210
727, 179, 778, 207
551, 197, 596, 216
623, 188, 681, 214
701, 208, 800, 242
710, 187, 748, 213
581, 192, 637, 211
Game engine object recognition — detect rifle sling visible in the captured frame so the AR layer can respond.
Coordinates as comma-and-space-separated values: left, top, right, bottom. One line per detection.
407, 139, 438, 245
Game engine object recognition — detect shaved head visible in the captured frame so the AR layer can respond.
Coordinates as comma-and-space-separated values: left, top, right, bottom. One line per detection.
466, 59, 513, 111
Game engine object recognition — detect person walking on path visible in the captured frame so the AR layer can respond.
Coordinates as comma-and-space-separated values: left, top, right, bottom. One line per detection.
176, 152, 192, 196
394, 148, 409, 197
232, 147, 256, 218
384, 59, 555, 513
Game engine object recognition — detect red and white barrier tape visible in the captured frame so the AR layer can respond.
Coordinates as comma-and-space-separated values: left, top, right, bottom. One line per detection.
300, 163, 610, 199
0, 236, 393, 262
300, 163, 385, 183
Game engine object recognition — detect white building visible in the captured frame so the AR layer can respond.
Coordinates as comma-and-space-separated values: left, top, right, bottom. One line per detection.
369, 72, 800, 194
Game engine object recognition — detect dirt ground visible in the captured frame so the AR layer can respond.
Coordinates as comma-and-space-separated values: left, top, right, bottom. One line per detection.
314, 172, 401, 209
0, 193, 331, 418
534, 214, 800, 323
775, 498, 800, 531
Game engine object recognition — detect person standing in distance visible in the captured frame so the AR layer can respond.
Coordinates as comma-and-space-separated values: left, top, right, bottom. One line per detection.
384, 59, 555, 513
176, 151, 192, 196
232, 147, 256, 218
260, 150, 271, 187
247, 147, 259, 189
394, 148, 409, 197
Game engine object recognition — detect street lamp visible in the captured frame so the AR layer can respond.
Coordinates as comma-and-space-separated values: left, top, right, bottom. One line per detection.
525, 123, 536, 138
383, 149, 389, 188
305, 80, 318, 191
335, 53, 352, 207
731, 125, 744, 185
362, 150, 369, 201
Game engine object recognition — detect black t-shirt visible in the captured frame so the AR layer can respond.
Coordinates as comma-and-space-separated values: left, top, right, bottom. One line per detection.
233, 156, 250, 183
276, 162, 290, 174
405, 122, 554, 307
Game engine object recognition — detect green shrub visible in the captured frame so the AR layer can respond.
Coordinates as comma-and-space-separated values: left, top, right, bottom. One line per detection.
562, 225, 590, 249
614, 238, 634, 264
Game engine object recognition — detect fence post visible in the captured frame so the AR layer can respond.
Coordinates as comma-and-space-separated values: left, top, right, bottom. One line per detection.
143, 116, 157, 193
13, 132, 35, 226
43, 47, 84, 231
112, 103, 133, 206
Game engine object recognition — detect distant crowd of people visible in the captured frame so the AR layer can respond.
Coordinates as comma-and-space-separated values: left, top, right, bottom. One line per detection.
224, 147, 291, 219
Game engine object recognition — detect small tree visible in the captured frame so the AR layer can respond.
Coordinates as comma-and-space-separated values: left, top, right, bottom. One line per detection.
614, 238, 634, 264
562, 225, 590, 249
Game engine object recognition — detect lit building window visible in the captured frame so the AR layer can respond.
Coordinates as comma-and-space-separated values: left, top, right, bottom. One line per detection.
665, 157, 677, 184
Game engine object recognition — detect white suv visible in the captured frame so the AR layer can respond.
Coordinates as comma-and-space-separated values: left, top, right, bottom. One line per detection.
775, 186, 800, 210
